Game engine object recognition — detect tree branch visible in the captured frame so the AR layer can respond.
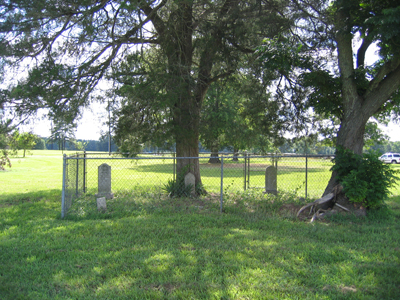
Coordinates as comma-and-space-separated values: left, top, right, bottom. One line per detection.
363, 62, 400, 116
356, 39, 372, 69
366, 57, 400, 96
140, 0, 168, 37
209, 70, 235, 84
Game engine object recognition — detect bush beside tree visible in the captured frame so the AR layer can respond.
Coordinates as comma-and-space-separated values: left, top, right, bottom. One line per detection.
332, 147, 399, 209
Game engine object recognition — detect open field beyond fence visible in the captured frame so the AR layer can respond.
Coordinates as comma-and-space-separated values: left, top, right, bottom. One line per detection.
80, 155, 334, 196
3, 150, 400, 199
60, 152, 338, 217
1, 150, 400, 299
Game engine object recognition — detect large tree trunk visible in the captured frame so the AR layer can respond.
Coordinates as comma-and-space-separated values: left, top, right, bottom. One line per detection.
323, 11, 368, 196
208, 142, 221, 163
232, 151, 239, 161
172, 88, 203, 186
161, 1, 204, 187
175, 122, 202, 186
154, 0, 232, 189
323, 7, 400, 198
323, 113, 368, 195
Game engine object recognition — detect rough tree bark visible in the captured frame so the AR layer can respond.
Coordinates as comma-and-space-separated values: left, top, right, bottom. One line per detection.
208, 142, 221, 164
148, 1, 207, 186
157, 0, 238, 186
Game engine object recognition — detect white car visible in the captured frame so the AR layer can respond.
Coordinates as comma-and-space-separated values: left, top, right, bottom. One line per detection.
379, 153, 400, 164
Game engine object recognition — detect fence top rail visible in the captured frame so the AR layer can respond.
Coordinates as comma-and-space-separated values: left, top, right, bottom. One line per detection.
65, 154, 335, 160
82, 151, 334, 156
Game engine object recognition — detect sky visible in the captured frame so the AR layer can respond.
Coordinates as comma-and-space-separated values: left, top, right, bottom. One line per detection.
378, 122, 400, 142
11, 35, 400, 143
20, 104, 108, 140
20, 106, 400, 142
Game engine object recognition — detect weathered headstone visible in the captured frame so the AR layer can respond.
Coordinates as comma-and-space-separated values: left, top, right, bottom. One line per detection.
264, 166, 277, 195
184, 172, 196, 196
96, 197, 107, 211
95, 163, 114, 199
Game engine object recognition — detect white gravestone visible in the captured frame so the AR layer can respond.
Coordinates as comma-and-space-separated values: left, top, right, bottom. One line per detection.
96, 197, 107, 211
264, 166, 277, 195
95, 163, 114, 199
184, 172, 196, 196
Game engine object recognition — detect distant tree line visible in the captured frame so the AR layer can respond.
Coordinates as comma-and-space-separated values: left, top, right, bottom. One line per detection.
369, 141, 400, 155
42, 137, 118, 152
1, 131, 118, 154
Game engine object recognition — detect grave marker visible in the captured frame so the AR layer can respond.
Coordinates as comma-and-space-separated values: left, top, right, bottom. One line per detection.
264, 166, 277, 195
184, 172, 196, 196
95, 163, 114, 199
96, 197, 107, 211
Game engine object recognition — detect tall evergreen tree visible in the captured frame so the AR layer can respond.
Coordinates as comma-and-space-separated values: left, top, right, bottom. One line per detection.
0, 0, 295, 187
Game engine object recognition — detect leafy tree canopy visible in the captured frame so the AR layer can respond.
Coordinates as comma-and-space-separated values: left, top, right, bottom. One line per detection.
258, 0, 400, 147
0, 0, 304, 183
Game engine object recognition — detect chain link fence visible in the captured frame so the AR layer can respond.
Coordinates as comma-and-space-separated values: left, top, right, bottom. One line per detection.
61, 152, 334, 218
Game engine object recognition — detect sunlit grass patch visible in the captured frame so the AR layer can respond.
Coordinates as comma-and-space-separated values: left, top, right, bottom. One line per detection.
1, 189, 400, 299
1, 150, 400, 299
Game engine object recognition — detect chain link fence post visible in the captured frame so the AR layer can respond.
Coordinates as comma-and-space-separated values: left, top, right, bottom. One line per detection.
220, 156, 224, 213
61, 154, 67, 218
247, 153, 251, 189
83, 151, 87, 193
305, 154, 308, 200
173, 152, 176, 181
243, 151, 247, 191
75, 153, 79, 197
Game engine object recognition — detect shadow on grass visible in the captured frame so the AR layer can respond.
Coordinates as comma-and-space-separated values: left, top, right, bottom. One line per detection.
1, 191, 400, 299
0, 189, 61, 207
83, 157, 331, 178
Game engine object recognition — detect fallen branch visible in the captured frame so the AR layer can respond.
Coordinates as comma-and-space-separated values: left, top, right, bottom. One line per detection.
334, 203, 350, 212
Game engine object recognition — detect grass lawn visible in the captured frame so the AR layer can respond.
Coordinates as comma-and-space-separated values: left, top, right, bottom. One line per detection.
1, 150, 400, 299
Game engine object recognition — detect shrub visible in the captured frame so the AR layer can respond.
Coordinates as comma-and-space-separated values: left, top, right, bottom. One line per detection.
332, 147, 399, 209
0, 149, 12, 170
162, 177, 194, 198
163, 167, 206, 198
33, 136, 47, 150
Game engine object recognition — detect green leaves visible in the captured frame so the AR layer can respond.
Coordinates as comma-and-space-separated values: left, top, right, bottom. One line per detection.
257, 37, 311, 78
332, 147, 399, 208
8, 60, 86, 123
302, 70, 343, 119
0, 149, 12, 170
367, 5, 400, 56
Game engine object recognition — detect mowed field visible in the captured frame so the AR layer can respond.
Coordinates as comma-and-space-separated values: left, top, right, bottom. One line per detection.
1, 150, 400, 299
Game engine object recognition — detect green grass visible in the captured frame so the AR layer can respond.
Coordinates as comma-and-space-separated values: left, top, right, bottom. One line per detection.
1, 150, 76, 195
1, 150, 400, 299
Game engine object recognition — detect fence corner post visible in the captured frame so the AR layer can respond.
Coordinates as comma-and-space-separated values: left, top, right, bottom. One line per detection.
220, 156, 224, 213
61, 154, 67, 219
83, 151, 86, 193
243, 151, 247, 191
305, 154, 308, 200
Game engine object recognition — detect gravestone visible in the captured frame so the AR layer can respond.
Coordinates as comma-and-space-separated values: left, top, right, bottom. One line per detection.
95, 163, 114, 199
96, 197, 107, 211
184, 172, 196, 196
264, 166, 277, 195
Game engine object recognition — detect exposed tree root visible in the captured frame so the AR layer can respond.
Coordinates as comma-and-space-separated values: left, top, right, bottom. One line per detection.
297, 184, 360, 222
297, 192, 335, 218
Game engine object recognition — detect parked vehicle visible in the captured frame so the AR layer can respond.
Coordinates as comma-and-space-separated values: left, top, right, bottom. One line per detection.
379, 153, 400, 164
